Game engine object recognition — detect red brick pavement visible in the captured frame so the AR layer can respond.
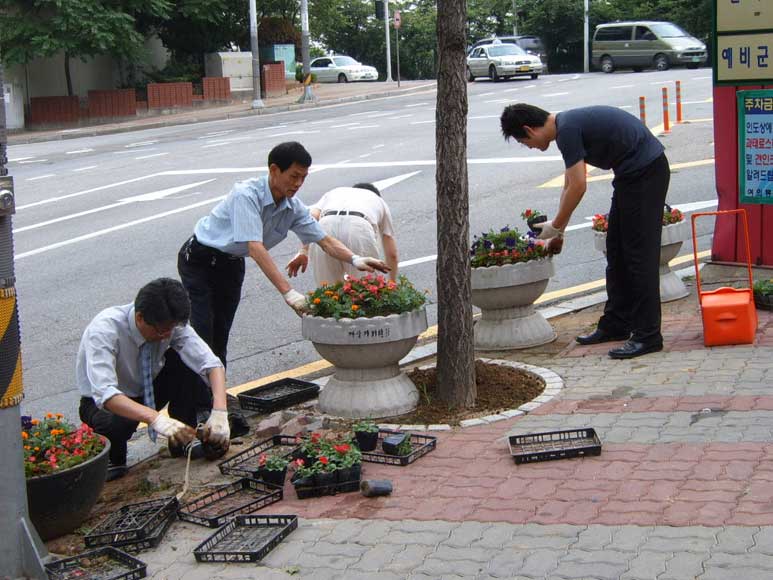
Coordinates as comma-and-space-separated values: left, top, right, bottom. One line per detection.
260, 422, 773, 527
532, 395, 773, 415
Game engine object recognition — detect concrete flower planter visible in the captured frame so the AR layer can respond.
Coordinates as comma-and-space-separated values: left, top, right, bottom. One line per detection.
302, 308, 428, 419
471, 258, 557, 350
594, 220, 689, 302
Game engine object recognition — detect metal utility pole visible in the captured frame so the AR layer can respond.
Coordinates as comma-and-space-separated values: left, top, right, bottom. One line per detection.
583, 0, 590, 73
0, 56, 48, 579
512, 0, 518, 36
249, 0, 264, 109
297, 0, 316, 103
384, 0, 393, 82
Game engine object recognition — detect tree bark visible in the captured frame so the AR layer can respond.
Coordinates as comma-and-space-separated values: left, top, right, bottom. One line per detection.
435, 0, 476, 407
64, 52, 73, 97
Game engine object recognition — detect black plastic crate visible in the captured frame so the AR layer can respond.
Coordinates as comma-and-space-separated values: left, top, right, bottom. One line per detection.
218, 434, 300, 479
360, 430, 437, 466
84, 497, 178, 548
508, 428, 602, 464
292, 474, 361, 500
108, 512, 176, 554
45, 546, 146, 580
237, 378, 320, 413
177, 478, 283, 528
193, 514, 298, 563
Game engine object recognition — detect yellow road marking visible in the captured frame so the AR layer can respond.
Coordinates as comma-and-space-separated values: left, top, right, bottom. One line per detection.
227, 249, 711, 396
539, 158, 715, 188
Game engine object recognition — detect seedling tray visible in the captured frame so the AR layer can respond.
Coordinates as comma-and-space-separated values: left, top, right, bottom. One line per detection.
360, 430, 437, 466
237, 378, 320, 413
219, 434, 300, 479
84, 496, 178, 548
508, 428, 602, 464
292, 475, 361, 500
177, 478, 282, 528
106, 512, 176, 554
45, 546, 146, 580
193, 515, 298, 563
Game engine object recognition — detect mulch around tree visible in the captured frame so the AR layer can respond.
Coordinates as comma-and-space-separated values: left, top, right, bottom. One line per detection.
394, 359, 545, 426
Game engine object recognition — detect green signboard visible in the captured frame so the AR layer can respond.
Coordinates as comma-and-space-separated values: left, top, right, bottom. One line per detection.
738, 89, 773, 204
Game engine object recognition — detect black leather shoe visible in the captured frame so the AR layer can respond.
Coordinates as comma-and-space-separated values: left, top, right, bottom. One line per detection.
608, 340, 663, 360
576, 328, 630, 345
106, 463, 128, 482
169, 439, 206, 460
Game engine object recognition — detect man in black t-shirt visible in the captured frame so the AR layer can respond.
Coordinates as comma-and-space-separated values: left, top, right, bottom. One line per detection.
500, 103, 671, 359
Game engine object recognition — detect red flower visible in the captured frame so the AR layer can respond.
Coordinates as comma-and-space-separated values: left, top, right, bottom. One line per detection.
311, 433, 321, 443
334, 444, 350, 454
258, 454, 267, 467
319, 456, 329, 465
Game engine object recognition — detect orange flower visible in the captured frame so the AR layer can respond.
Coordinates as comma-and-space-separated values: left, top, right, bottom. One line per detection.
21, 431, 28, 439
31, 419, 39, 426
351, 305, 360, 311
46, 413, 53, 419
332, 294, 339, 301
313, 298, 321, 304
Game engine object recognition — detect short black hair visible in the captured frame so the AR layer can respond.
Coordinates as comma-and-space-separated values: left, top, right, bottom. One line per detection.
268, 141, 312, 171
135, 278, 190, 326
500, 103, 550, 140
353, 182, 381, 197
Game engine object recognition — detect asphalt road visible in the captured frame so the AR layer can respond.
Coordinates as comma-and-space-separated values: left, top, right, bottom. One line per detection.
8, 68, 717, 422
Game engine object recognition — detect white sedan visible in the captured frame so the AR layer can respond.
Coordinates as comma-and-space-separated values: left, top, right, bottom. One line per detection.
467, 43, 543, 82
310, 55, 379, 83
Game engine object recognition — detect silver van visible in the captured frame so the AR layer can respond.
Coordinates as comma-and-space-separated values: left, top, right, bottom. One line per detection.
592, 21, 707, 73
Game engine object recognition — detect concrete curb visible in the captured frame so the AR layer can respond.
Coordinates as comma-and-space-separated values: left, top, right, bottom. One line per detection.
9, 82, 437, 146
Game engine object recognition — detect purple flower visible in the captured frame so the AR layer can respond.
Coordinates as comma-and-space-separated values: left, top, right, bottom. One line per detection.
483, 240, 492, 249
505, 237, 516, 248
500, 225, 511, 233
21, 415, 32, 430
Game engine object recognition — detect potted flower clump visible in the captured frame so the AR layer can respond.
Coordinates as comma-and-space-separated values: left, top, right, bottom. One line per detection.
753, 279, 773, 310
255, 451, 290, 488
592, 205, 689, 302
302, 274, 428, 419
290, 432, 362, 498
22, 414, 109, 540
470, 209, 557, 350
352, 419, 379, 452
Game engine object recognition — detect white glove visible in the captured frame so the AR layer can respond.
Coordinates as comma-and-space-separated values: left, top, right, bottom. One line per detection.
283, 288, 309, 315
203, 409, 230, 446
534, 220, 565, 240
351, 255, 390, 273
150, 415, 194, 446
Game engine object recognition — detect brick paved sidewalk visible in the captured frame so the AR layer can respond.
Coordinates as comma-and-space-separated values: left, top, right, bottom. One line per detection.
105, 275, 773, 579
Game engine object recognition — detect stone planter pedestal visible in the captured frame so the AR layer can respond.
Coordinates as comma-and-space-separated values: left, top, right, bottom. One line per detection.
471, 258, 556, 350
593, 219, 690, 303
302, 308, 428, 419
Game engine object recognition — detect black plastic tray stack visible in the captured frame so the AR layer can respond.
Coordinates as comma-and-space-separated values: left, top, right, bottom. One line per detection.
193, 515, 298, 563
237, 378, 320, 413
360, 430, 437, 466
45, 546, 147, 580
218, 434, 301, 478
508, 428, 602, 464
292, 471, 362, 500
177, 478, 283, 528
84, 497, 178, 553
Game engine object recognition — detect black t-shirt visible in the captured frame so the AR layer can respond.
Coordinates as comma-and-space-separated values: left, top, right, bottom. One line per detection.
555, 106, 665, 176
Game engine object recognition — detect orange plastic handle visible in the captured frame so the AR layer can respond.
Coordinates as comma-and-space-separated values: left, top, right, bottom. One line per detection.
690, 209, 753, 296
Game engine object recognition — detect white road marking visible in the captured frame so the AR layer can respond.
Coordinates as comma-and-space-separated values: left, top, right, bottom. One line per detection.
73, 166, 98, 172
410, 120, 435, 125
385, 114, 413, 119
330, 123, 361, 128
114, 148, 155, 154
349, 111, 378, 117
542, 92, 569, 97
373, 144, 385, 149
267, 130, 320, 137
503, 88, 520, 93
26, 174, 55, 182
16, 194, 226, 260
17, 174, 159, 210
404, 102, 428, 108
611, 84, 635, 89
310, 119, 333, 124
469, 115, 499, 119
9, 157, 35, 162
619, 105, 633, 109
18, 159, 48, 164
66, 149, 94, 155
484, 99, 513, 104
126, 141, 158, 147
372, 171, 422, 191
401, 254, 437, 267
359, 153, 372, 159
15, 180, 215, 233
650, 80, 671, 85
135, 153, 169, 160
693, 76, 712, 80
348, 125, 379, 130
198, 130, 234, 139
479, 92, 497, 97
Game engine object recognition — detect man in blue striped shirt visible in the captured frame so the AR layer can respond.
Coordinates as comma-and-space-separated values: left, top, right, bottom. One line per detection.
178, 141, 389, 367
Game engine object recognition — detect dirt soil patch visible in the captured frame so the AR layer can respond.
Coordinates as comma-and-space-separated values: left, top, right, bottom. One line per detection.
394, 359, 545, 425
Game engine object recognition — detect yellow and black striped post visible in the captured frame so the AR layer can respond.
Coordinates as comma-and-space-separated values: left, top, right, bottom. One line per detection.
0, 56, 47, 578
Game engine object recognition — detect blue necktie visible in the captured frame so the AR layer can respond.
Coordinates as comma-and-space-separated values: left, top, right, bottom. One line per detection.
140, 342, 157, 442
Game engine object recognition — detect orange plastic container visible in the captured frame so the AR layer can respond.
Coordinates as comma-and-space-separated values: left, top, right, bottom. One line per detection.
691, 210, 757, 347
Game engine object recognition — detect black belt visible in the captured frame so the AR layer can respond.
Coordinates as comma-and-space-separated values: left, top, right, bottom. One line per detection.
186, 235, 242, 261
322, 210, 366, 218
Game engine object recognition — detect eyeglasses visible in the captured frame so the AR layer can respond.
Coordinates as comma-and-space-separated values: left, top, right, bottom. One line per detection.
150, 322, 180, 338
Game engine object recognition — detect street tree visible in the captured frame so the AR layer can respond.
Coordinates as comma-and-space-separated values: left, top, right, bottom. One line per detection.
0, 0, 171, 96
435, 0, 476, 407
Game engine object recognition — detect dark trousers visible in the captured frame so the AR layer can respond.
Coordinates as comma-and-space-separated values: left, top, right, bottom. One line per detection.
177, 235, 245, 367
79, 350, 212, 466
598, 153, 670, 346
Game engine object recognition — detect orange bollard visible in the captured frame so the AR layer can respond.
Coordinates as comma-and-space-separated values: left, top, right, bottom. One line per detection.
675, 80, 683, 123
639, 96, 646, 126
661, 87, 670, 133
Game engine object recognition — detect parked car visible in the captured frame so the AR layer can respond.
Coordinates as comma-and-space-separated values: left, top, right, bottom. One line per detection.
592, 21, 707, 73
470, 35, 548, 69
309, 55, 378, 83
467, 42, 543, 82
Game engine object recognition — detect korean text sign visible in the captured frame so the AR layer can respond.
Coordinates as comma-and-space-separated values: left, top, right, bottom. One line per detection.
738, 90, 773, 204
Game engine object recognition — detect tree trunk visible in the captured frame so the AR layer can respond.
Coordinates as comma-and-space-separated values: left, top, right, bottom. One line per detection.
64, 52, 73, 97
435, 0, 476, 407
